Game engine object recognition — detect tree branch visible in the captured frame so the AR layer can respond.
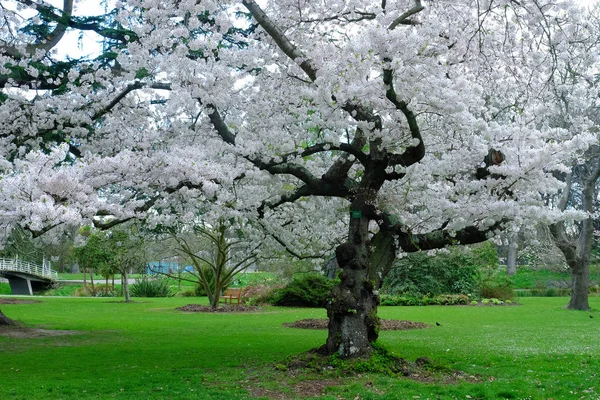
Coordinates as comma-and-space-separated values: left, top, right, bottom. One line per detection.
382, 63, 425, 167
242, 0, 317, 81
388, 0, 425, 30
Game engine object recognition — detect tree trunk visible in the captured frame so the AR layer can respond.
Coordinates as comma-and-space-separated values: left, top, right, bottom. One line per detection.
123, 271, 131, 303
567, 259, 590, 310
322, 241, 377, 358
0, 309, 18, 326
320, 195, 396, 358
210, 290, 219, 309
506, 234, 518, 276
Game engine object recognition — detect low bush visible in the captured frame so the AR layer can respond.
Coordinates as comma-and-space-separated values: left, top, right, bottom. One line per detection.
241, 283, 282, 306
130, 277, 174, 298
478, 266, 515, 300
94, 284, 118, 297
270, 274, 337, 307
175, 289, 197, 297
383, 244, 493, 298
72, 284, 118, 297
380, 293, 471, 306
515, 288, 571, 297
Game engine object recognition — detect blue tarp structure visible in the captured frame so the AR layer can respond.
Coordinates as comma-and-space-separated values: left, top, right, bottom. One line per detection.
146, 261, 193, 274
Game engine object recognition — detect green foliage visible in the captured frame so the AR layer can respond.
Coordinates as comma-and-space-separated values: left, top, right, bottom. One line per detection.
380, 293, 471, 306
478, 266, 515, 300
0, 282, 11, 295
92, 284, 118, 297
175, 289, 197, 297
383, 245, 492, 297
270, 273, 337, 307
515, 288, 571, 297
40, 283, 82, 297
192, 265, 227, 296
241, 283, 284, 306
130, 277, 174, 298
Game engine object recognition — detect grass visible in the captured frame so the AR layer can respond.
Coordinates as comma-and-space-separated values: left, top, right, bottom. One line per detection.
512, 265, 600, 290
1, 296, 599, 399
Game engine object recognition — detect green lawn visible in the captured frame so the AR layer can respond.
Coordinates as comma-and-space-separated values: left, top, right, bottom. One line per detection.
1, 296, 599, 399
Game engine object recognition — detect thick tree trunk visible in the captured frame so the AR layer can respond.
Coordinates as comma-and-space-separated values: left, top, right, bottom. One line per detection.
322, 240, 378, 358
567, 259, 590, 310
320, 198, 396, 358
0, 309, 18, 326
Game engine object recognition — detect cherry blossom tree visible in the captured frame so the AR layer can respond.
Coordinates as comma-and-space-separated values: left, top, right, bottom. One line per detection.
0, 0, 596, 356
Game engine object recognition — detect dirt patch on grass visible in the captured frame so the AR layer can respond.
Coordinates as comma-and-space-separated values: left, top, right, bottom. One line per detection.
247, 379, 340, 399
176, 304, 260, 313
0, 326, 82, 339
0, 298, 42, 305
283, 318, 430, 331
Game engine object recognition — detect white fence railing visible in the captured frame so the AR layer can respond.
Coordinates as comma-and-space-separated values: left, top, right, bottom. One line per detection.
0, 257, 58, 281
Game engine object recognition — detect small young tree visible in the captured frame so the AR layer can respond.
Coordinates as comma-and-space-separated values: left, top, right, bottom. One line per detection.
172, 220, 257, 309
110, 228, 147, 302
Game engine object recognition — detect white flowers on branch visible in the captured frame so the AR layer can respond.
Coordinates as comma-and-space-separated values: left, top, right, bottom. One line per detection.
0, 0, 597, 255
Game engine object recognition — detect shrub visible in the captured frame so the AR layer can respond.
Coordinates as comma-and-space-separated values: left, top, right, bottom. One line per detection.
73, 285, 93, 297
241, 283, 283, 306
383, 245, 489, 297
130, 277, 174, 298
73, 284, 118, 297
379, 293, 471, 306
192, 266, 231, 297
175, 289, 196, 297
478, 266, 514, 300
94, 284, 118, 297
271, 274, 337, 307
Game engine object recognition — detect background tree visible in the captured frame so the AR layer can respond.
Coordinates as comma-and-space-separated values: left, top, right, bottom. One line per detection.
537, 4, 600, 311
74, 231, 112, 294
550, 149, 600, 310
167, 219, 257, 309
110, 228, 147, 302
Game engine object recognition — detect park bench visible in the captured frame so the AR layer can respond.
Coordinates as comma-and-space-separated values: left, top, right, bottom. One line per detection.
219, 288, 242, 304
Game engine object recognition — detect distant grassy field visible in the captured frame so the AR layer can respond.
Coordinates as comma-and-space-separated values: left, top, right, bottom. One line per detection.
1, 296, 599, 399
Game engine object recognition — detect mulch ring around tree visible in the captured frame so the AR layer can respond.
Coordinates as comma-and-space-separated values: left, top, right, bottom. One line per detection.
242, 349, 482, 399
176, 304, 261, 313
283, 318, 430, 331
